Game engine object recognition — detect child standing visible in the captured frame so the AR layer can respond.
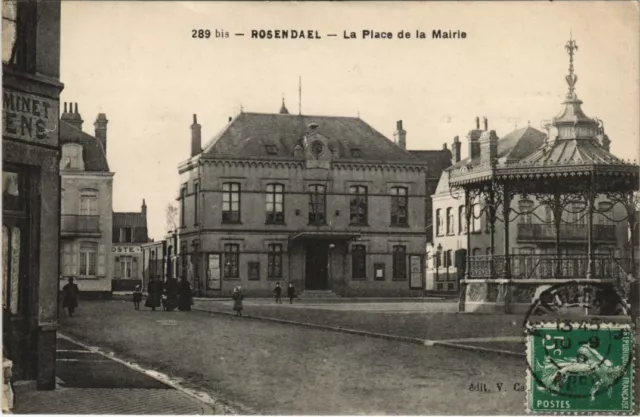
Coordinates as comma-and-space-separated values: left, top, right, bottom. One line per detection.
133, 285, 142, 310
273, 282, 282, 304
232, 286, 244, 316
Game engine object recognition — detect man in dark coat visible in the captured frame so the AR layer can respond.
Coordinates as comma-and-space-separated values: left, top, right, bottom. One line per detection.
273, 283, 282, 304
165, 278, 179, 311
62, 277, 80, 317
287, 283, 296, 304
178, 277, 193, 311
145, 277, 162, 311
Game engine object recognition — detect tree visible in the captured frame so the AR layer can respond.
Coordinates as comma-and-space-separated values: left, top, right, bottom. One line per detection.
165, 202, 179, 233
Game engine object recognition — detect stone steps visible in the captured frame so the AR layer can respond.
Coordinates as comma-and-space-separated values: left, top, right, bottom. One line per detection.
300, 290, 340, 299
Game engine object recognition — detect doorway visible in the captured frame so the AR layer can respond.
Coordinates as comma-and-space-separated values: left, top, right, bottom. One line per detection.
304, 242, 328, 290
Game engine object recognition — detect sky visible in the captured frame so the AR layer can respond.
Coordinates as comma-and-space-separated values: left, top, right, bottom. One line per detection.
59, 1, 640, 241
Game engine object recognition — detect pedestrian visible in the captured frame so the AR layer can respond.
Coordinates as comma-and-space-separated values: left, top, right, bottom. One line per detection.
165, 277, 179, 311
287, 282, 296, 304
145, 277, 162, 311
232, 286, 244, 316
178, 277, 193, 311
132, 285, 142, 310
61, 277, 80, 317
273, 282, 282, 304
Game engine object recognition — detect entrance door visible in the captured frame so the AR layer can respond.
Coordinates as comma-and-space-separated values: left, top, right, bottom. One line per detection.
2, 167, 32, 379
304, 242, 328, 290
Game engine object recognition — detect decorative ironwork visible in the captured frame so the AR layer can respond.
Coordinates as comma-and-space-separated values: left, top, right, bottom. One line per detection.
564, 35, 579, 100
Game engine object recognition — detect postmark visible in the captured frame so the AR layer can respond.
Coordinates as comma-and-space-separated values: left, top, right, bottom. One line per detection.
526, 322, 635, 414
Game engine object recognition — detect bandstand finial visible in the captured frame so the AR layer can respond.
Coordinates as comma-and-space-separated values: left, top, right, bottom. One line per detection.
565, 33, 579, 100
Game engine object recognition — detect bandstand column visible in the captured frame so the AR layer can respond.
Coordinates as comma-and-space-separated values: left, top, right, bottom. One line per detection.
459, 190, 472, 312
502, 183, 511, 279
553, 187, 562, 278
586, 175, 595, 279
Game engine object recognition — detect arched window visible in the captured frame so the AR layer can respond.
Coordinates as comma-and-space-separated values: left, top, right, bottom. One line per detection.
446, 208, 454, 235
436, 209, 443, 236
458, 205, 466, 234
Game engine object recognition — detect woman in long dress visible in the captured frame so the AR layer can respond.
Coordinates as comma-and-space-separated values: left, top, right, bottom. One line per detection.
178, 278, 193, 311
145, 277, 162, 311
62, 277, 80, 317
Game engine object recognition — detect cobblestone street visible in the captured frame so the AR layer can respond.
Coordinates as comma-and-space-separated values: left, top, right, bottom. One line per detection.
58, 299, 528, 415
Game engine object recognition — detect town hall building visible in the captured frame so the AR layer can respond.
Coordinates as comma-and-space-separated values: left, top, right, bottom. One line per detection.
175, 102, 450, 297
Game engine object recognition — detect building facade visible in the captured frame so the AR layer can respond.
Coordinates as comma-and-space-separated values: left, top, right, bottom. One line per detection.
112, 201, 149, 292
59, 105, 114, 298
2, 0, 63, 389
176, 105, 449, 297
428, 118, 629, 297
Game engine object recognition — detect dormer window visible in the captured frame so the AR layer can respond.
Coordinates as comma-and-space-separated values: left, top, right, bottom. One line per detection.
265, 144, 278, 155
351, 148, 362, 158
61, 143, 84, 171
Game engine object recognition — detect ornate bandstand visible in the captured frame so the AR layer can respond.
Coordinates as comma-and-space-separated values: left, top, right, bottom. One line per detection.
448, 37, 639, 315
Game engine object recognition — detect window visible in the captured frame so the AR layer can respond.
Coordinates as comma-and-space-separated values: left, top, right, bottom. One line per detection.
436, 209, 443, 236
352, 245, 366, 279
266, 184, 285, 224
119, 256, 138, 279
349, 185, 368, 225
194, 181, 200, 225
180, 185, 186, 227
446, 208, 454, 235
80, 242, 97, 277
519, 200, 533, 224
222, 183, 241, 223
458, 206, 466, 234
390, 187, 408, 226
180, 243, 188, 279
248, 262, 260, 280
2, 0, 31, 69
267, 244, 282, 278
61, 145, 83, 170
392, 245, 406, 279
308, 184, 326, 225
223, 244, 239, 278
120, 227, 132, 243
80, 192, 98, 215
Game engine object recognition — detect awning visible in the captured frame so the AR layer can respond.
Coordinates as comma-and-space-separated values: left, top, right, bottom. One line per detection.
288, 231, 361, 243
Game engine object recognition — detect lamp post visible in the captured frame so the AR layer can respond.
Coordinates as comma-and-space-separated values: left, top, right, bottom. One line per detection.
328, 243, 335, 293
436, 243, 443, 283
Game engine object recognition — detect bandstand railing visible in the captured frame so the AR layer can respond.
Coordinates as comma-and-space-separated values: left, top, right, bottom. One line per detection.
517, 224, 617, 243
468, 254, 637, 281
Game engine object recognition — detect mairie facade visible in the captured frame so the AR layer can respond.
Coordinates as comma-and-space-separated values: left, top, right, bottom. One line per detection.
175, 103, 450, 297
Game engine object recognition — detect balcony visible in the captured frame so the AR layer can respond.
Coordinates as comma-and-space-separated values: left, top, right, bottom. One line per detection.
517, 223, 616, 243
468, 254, 638, 282
61, 215, 101, 237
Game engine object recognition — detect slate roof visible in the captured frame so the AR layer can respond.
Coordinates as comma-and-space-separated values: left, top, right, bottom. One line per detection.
519, 137, 624, 165
410, 149, 453, 177
113, 212, 147, 228
201, 112, 420, 163
60, 120, 110, 172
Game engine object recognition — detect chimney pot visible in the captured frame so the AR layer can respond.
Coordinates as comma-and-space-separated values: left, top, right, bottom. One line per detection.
193, 114, 197, 124
483, 117, 488, 131
74, 103, 78, 114
452, 136, 461, 163
396, 120, 403, 130
191, 115, 202, 157
475, 117, 480, 129
64, 102, 68, 113
393, 120, 407, 150
94, 113, 108, 155
228, 117, 232, 122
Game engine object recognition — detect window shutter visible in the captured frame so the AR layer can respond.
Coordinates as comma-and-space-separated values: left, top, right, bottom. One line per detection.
98, 244, 106, 276
114, 257, 121, 278
72, 243, 79, 275
132, 258, 138, 278
63, 243, 72, 275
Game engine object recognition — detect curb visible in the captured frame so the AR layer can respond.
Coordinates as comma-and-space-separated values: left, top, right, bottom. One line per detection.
193, 306, 526, 358
58, 333, 255, 415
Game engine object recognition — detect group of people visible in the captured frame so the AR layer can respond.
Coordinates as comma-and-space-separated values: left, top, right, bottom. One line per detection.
231, 282, 296, 317
273, 282, 296, 304
134, 276, 193, 312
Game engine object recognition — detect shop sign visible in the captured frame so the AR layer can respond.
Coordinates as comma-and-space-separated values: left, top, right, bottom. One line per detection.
112, 246, 141, 253
3, 89, 58, 147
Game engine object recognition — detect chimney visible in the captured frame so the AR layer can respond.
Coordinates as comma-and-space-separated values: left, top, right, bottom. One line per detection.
468, 118, 482, 159
228, 117, 232, 122
452, 136, 461, 163
94, 113, 108, 154
191, 114, 202, 157
393, 120, 407, 150
141, 198, 147, 216
479, 130, 499, 164
483, 117, 488, 131
475, 117, 480, 130
61, 101, 84, 130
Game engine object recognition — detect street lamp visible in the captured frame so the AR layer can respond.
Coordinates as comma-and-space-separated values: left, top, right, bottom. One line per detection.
436, 243, 443, 282
328, 243, 335, 293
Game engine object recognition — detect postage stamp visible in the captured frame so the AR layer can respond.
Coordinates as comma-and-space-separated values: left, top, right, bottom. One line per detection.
526, 322, 635, 414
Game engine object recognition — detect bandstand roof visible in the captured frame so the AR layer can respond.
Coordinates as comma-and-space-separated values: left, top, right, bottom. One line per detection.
449, 37, 639, 191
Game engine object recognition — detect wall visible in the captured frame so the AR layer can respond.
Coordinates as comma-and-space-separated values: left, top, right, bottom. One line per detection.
59, 173, 113, 295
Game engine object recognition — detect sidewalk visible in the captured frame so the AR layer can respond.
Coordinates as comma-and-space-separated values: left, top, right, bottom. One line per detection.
12, 334, 221, 415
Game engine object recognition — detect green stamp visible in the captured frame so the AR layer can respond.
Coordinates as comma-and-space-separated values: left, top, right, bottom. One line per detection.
526, 322, 635, 414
